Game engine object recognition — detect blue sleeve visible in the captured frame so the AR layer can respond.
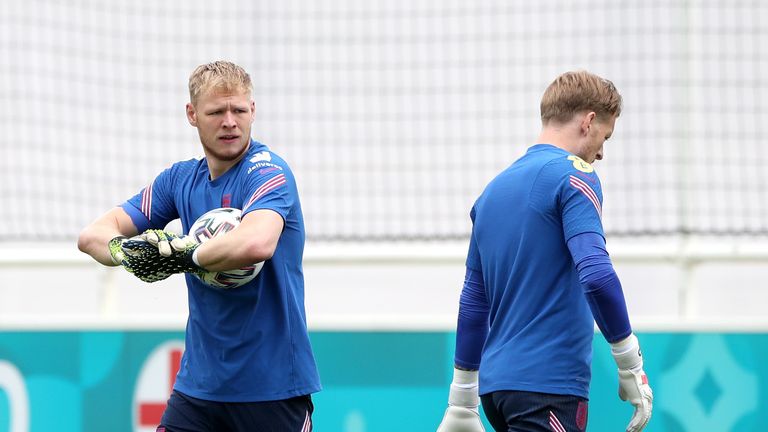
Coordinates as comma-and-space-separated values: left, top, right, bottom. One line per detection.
567, 232, 632, 343
454, 267, 490, 370
241, 155, 294, 220
121, 165, 180, 233
465, 206, 481, 271
552, 158, 605, 241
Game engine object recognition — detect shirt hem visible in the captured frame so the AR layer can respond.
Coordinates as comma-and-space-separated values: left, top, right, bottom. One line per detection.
480, 382, 589, 400
173, 383, 322, 403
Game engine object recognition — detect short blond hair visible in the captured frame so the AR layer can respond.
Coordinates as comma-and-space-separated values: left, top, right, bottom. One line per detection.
540, 70, 622, 124
188, 61, 253, 105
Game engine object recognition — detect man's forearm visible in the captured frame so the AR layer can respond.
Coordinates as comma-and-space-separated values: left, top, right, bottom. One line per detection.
78, 223, 123, 266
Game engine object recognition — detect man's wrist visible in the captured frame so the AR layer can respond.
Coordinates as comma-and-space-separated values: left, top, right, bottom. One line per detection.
448, 366, 480, 408
454, 364, 478, 372
108, 235, 128, 265
191, 247, 202, 269
452, 367, 479, 384
611, 333, 643, 371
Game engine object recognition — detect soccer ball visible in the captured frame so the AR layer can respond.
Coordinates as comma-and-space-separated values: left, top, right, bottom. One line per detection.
188, 207, 264, 289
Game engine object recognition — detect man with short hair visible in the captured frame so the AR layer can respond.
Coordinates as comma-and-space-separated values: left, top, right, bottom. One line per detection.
437, 70, 653, 432
78, 60, 320, 431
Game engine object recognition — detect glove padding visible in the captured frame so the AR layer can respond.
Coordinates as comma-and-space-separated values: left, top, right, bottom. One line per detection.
109, 235, 172, 283
437, 368, 485, 432
437, 406, 485, 432
141, 229, 196, 258
118, 230, 202, 280
612, 334, 653, 432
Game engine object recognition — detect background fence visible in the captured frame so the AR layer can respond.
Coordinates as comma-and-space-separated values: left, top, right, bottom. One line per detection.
2, 0, 768, 241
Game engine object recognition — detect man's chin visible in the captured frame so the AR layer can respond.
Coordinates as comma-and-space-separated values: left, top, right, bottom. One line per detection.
203, 141, 251, 162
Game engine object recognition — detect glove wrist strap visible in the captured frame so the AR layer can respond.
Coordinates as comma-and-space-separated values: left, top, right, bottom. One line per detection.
182, 244, 204, 273
191, 247, 202, 268
611, 333, 643, 371
448, 367, 480, 408
108, 236, 128, 265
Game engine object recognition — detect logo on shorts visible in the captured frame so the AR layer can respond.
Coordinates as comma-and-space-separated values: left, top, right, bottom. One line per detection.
549, 411, 565, 431
576, 401, 588, 430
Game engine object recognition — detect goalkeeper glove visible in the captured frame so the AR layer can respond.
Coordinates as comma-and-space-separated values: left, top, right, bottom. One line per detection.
120, 229, 203, 277
108, 236, 129, 265
611, 334, 653, 432
141, 229, 196, 258
436, 368, 485, 432
108, 235, 172, 283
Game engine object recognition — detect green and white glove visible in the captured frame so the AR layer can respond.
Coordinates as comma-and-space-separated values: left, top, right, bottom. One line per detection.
140, 229, 197, 258
612, 334, 653, 432
108, 235, 172, 283
108, 236, 129, 265
119, 229, 203, 277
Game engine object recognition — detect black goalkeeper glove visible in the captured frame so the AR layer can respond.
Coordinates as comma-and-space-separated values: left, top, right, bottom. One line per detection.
108, 235, 173, 283
119, 229, 203, 278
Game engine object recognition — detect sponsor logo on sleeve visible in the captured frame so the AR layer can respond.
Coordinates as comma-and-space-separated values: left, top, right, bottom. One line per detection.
247, 162, 283, 175
249, 151, 272, 163
246, 150, 285, 175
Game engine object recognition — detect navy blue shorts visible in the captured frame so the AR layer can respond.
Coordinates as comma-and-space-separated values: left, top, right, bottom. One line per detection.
481, 390, 588, 432
157, 390, 314, 432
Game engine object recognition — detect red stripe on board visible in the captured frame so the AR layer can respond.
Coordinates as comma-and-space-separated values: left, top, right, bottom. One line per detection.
139, 403, 165, 427
170, 349, 182, 394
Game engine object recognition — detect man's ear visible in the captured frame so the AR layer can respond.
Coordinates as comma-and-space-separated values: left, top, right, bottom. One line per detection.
580, 111, 596, 135
250, 100, 256, 123
186, 102, 198, 127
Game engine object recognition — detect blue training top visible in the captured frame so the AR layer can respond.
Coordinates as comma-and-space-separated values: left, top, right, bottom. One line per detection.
465, 144, 607, 399
120, 139, 322, 402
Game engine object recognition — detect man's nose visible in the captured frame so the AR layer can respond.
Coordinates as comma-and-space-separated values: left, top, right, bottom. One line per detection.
222, 111, 237, 127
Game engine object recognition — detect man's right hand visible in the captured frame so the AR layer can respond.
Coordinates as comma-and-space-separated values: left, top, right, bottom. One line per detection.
108, 235, 172, 283
436, 368, 485, 432
116, 230, 202, 279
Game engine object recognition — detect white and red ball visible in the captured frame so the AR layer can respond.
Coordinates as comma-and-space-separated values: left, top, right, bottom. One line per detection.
188, 208, 263, 289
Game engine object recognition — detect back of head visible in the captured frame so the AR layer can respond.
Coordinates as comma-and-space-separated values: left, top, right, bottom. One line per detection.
188, 60, 253, 105
540, 70, 622, 125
